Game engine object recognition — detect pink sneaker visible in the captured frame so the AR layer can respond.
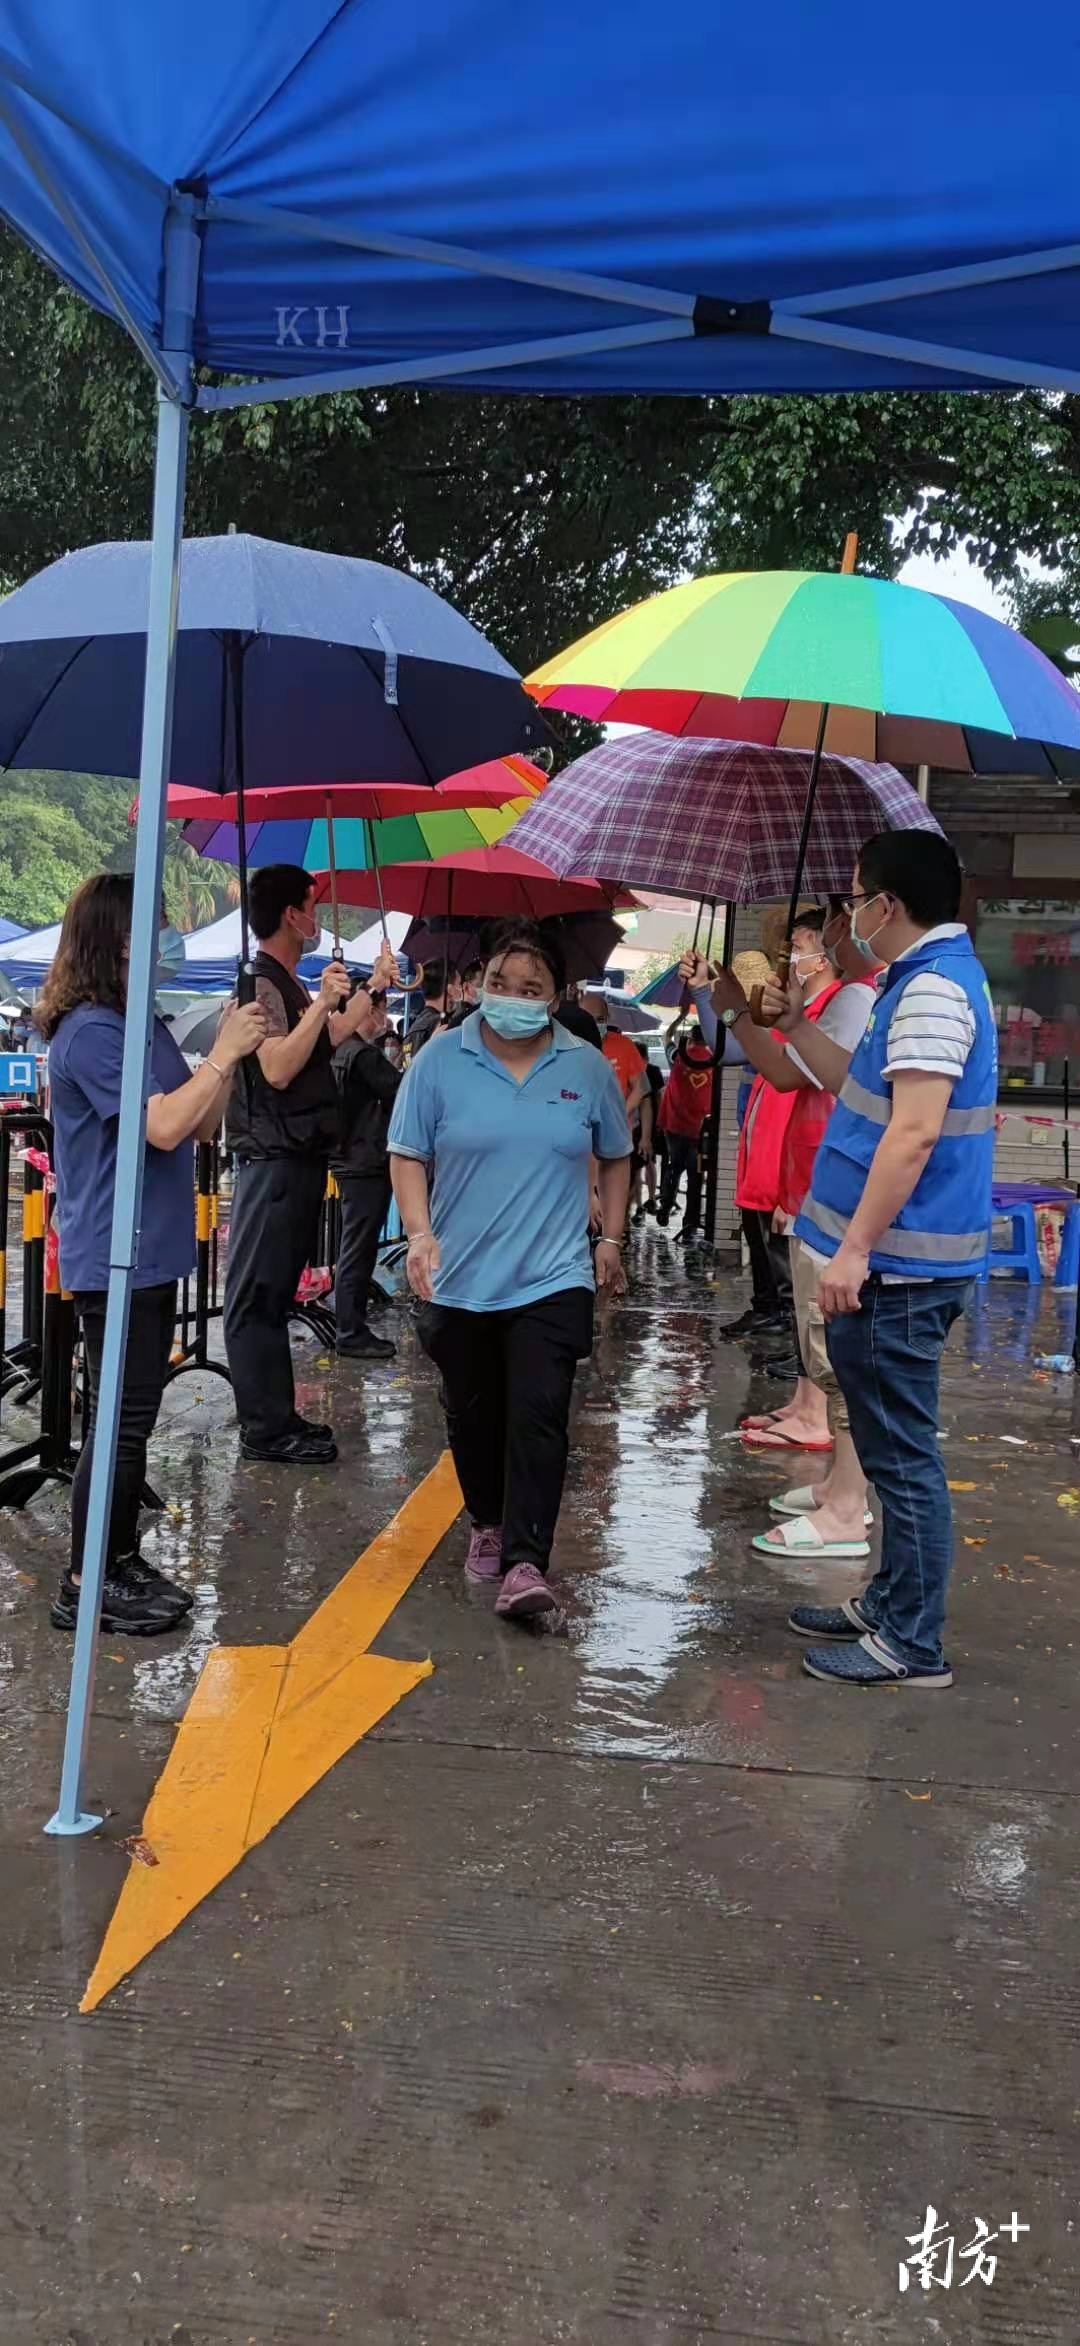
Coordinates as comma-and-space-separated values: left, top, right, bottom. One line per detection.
464, 1524, 504, 1582
494, 1562, 557, 1619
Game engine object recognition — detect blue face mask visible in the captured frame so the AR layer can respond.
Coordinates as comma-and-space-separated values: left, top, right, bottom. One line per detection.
480, 990, 552, 1040
155, 924, 186, 987
849, 895, 887, 965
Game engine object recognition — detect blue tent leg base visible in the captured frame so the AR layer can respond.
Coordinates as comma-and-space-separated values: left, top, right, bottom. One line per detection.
43, 1808, 104, 1838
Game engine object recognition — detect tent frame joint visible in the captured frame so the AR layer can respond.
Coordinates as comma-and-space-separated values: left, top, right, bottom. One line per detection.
693, 294, 772, 336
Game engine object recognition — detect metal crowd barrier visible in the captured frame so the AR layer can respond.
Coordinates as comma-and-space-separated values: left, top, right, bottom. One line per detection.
0, 1107, 79, 1509
167, 1135, 230, 1386
0, 1112, 406, 1515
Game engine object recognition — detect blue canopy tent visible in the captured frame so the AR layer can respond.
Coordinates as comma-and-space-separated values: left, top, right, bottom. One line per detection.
3, 3, 1080, 1833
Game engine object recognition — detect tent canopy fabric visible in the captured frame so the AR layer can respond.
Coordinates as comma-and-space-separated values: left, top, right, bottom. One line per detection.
2, 5, 1080, 400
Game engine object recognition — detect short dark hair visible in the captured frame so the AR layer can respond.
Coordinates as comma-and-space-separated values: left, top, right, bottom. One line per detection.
857, 832, 962, 927
461, 959, 484, 985
249, 863, 314, 942
422, 967, 448, 1002
790, 906, 827, 942
483, 919, 566, 996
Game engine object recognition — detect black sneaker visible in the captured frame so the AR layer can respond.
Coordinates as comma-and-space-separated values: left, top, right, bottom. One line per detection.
720, 1306, 787, 1341
117, 1549, 195, 1614
291, 1413, 335, 1444
336, 1328, 396, 1360
240, 1428, 339, 1464
50, 1566, 187, 1637
765, 1351, 800, 1381
655, 1209, 671, 1228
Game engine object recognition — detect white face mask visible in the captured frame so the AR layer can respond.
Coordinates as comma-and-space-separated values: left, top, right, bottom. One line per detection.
791, 950, 825, 981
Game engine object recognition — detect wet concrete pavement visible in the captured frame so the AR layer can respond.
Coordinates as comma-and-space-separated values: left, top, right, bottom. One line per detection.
2, 1227, 1079, 2343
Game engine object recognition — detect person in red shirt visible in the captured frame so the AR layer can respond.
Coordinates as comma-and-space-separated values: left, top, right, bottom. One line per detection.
582, 994, 649, 1121
656, 1026, 714, 1240
684, 900, 880, 1560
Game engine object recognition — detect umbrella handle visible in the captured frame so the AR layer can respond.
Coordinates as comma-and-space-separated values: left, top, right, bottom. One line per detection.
363, 813, 421, 989
325, 796, 342, 957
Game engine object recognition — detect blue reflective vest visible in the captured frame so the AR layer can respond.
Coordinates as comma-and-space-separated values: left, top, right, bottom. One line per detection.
794, 929, 997, 1278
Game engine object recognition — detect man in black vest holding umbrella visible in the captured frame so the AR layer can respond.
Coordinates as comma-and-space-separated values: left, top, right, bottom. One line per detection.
224, 864, 351, 1462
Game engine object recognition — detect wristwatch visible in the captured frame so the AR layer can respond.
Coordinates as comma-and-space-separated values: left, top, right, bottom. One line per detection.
720, 1004, 747, 1029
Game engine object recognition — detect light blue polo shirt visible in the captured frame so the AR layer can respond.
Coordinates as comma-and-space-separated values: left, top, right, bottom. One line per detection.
387, 1012, 631, 1311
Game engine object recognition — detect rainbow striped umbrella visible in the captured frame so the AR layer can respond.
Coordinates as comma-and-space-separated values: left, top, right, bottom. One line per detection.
527, 571, 1080, 777
181, 789, 535, 873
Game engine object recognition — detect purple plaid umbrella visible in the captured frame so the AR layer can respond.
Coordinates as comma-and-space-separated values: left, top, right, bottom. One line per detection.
506, 734, 941, 903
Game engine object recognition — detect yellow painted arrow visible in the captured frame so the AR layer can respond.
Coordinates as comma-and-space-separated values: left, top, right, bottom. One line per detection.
81, 1450, 462, 2011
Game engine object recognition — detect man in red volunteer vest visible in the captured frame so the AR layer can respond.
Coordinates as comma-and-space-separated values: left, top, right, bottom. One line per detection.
682, 901, 880, 1561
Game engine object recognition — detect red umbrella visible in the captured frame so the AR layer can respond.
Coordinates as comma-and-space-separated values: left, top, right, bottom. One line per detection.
160, 754, 547, 824
312, 844, 636, 921
151, 757, 549, 953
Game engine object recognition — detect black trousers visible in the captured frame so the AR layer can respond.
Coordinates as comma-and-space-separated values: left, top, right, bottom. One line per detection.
418, 1286, 594, 1572
224, 1155, 328, 1441
741, 1208, 793, 1314
659, 1131, 703, 1231
335, 1171, 391, 1340
71, 1281, 176, 1575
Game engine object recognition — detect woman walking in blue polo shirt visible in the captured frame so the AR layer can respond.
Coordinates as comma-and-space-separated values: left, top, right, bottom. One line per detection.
389, 921, 632, 1621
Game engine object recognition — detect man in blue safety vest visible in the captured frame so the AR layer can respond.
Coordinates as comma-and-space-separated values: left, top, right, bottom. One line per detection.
774, 831, 995, 1691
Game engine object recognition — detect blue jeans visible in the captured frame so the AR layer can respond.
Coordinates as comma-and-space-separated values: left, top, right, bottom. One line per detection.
825, 1277, 972, 1671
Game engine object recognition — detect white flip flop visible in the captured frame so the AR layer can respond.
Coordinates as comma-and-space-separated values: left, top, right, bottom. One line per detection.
752, 1515, 871, 1561
770, 1485, 873, 1528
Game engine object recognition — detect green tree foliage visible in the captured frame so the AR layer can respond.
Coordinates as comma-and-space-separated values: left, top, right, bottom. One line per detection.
0, 771, 235, 931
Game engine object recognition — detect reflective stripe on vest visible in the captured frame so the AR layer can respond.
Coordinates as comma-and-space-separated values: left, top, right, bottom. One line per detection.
840, 1073, 997, 1137
800, 1195, 989, 1264
795, 931, 997, 1276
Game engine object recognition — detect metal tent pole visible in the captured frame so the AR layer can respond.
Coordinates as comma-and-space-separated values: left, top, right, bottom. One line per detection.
45, 206, 196, 1835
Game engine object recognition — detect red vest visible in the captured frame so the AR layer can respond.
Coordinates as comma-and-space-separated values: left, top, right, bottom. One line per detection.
735, 981, 846, 1216
777, 977, 875, 1217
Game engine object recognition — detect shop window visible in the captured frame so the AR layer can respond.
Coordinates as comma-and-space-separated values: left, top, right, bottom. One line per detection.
976, 898, 1080, 1086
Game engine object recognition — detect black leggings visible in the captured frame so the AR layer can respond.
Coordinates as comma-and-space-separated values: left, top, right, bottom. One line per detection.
418, 1287, 594, 1572
659, 1132, 703, 1231
71, 1282, 177, 1575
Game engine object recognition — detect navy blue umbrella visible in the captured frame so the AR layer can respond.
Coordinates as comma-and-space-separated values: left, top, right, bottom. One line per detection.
0, 533, 546, 791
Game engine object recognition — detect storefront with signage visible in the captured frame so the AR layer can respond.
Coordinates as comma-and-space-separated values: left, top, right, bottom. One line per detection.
930, 773, 1080, 1186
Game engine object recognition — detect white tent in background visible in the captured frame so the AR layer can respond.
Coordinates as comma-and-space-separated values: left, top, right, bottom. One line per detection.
0, 922, 63, 989
181, 904, 410, 981
0, 907, 412, 994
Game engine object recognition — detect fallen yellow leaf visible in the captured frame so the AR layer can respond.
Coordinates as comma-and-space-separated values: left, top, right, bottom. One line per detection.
948, 1480, 977, 1492
120, 1835, 158, 1867
963, 1536, 987, 1547
904, 1790, 933, 1802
